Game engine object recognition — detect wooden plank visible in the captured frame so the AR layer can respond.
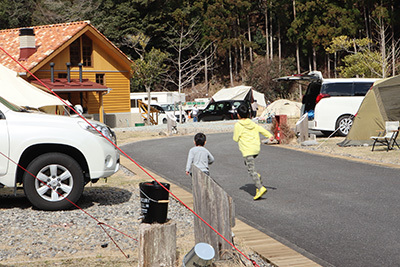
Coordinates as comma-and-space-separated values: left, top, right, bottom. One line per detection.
192, 166, 235, 260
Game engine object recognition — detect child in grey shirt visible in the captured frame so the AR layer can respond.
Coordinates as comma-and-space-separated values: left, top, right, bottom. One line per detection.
185, 133, 214, 176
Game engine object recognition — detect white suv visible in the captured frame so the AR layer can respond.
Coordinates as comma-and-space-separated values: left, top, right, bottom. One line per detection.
0, 96, 119, 210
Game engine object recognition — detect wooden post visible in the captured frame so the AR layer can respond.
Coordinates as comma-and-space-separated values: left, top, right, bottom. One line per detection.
98, 92, 104, 123
296, 113, 309, 143
192, 166, 235, 260
138, 221, 177, 267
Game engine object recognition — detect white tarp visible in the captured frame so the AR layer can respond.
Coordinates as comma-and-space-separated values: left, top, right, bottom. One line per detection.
252, 90, 267, 107
0, 63, 65, 109
211, 85, 267, 107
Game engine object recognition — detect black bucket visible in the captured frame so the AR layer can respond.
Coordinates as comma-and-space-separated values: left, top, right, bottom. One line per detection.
139, 181, 170, 224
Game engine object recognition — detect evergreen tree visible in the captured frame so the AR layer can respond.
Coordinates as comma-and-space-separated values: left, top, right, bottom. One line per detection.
0, 0, 35, 29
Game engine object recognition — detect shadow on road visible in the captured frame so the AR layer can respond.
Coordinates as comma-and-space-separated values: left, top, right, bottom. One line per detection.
239, 183, 277, 198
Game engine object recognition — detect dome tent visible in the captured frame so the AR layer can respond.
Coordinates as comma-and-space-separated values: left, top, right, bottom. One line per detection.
339, 75, 400, 146
261, 99, 301, 118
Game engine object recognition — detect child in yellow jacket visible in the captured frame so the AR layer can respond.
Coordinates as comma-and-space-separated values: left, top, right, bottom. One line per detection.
233, 104, 274, 200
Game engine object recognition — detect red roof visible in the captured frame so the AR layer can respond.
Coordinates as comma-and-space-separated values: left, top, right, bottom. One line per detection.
0, 21, 131, 73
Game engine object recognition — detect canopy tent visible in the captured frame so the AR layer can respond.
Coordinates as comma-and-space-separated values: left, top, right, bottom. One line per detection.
261, 99, 301, 118
339, 76, 399, 146
211, 85, 267, 107
0, 63, 66, 113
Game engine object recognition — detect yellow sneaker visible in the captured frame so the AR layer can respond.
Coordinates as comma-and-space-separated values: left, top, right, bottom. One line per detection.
253, 186, 267, 200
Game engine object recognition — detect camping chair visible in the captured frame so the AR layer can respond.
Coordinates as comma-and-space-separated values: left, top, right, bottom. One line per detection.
371, 121, 400, 151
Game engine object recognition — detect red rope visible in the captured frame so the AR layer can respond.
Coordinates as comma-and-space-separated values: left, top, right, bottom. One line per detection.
98, 222, 129, 259
0, 47, 260, 267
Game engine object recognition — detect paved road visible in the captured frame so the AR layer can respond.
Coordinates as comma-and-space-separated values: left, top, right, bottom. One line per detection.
121, 132, 400, 267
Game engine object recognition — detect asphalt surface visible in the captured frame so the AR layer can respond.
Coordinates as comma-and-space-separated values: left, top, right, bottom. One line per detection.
121, 132, 400, 267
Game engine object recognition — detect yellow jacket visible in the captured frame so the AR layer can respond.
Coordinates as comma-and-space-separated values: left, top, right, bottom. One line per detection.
233, 118, 273, 157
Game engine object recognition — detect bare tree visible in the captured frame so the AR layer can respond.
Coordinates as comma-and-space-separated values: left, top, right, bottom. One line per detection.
165, 20, 215, 122
293, 0, 302, 100
247, 16, 253, 63
370, 5, 400, 78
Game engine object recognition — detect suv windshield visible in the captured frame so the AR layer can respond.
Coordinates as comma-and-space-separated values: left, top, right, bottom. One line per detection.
232, 101, 244, 108
150, 105, 165, 113
206, 103, 216, 111
0, 96, 25, 112
161, 104, 179, 112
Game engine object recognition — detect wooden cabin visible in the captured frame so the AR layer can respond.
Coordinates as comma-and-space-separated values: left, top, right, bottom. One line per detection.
0, 21, 135, 126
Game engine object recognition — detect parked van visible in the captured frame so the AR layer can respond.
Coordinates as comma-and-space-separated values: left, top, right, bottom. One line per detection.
277, 71, 378, 136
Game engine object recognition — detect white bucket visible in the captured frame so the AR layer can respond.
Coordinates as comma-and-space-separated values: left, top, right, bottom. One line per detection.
182, 242, 215, 267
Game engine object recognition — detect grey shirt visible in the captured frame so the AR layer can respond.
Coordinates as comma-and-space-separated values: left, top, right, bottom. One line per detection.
185, 146, 214, 173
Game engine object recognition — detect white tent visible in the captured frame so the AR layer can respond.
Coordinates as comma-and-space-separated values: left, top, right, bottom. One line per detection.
211, 85, 267, 107
261, 99, 301, 118
0, 64, 66, 113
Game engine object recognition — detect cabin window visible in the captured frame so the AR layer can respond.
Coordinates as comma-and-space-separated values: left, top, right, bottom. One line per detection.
70, 39, 81, 66
144, 97, 158, 102
70, 35, 93, 67
58, 73, 67, 78
131, 99, 138, 108
82, 35, 92, 66
96, 74, 105, 85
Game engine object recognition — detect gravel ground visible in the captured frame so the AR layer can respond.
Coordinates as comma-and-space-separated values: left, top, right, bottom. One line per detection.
0, 120, 272, 267
0, 168, 179, 266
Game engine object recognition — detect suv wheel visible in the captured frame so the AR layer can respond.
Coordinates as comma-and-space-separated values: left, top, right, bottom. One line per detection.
23, 153, 85, 210
336, 115, 354, 136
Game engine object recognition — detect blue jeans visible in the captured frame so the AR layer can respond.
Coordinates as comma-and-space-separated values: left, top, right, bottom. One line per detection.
193, 117, 198, 122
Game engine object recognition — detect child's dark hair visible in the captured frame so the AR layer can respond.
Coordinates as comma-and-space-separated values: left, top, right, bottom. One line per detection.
237, 104, 250, 118
194, 133, 206, 146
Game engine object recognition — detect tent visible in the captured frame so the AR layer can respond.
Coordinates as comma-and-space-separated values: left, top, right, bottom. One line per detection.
0, 63, 66, 113
252, 90, 267, 107
261, 99, 301, 118
211, 85, 267, 107
339, 76, 399, 146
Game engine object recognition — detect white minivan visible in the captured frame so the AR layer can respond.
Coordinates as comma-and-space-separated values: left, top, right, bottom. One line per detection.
277, 71, 378, 136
